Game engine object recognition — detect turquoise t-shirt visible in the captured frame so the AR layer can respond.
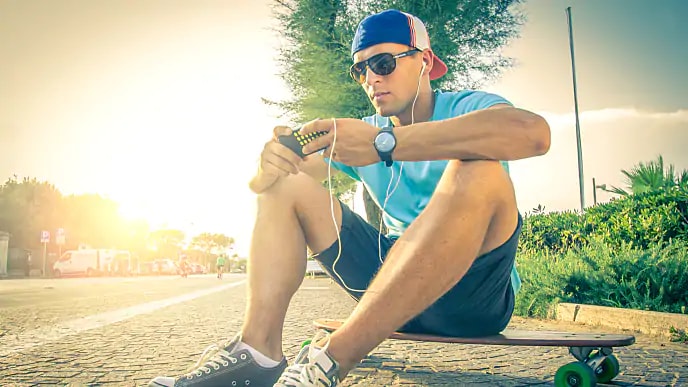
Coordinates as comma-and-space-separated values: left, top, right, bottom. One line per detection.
326, 89, 521, 294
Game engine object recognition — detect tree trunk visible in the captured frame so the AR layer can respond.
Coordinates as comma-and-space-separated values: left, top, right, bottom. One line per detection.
363, 189, 387, 234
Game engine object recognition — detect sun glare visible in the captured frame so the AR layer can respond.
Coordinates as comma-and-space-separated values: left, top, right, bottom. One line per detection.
117, 201, 149, 223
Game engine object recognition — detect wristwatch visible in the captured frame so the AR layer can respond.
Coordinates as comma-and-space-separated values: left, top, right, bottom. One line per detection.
373, 126, 397, 167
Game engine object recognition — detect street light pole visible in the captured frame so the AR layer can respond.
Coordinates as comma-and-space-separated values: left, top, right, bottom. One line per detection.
566, 6, 586, 212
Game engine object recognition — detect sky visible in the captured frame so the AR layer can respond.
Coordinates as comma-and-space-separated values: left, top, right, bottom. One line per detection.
1, 0, 687, 256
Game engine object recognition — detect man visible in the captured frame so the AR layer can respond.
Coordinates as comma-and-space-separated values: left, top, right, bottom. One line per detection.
216, 254, 226, 279
25, 251, 32, 277
178, 254, 190, 278
148, 9, 549, 387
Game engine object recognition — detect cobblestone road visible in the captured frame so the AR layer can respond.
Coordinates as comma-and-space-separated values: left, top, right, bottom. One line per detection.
0, 275, 686, 386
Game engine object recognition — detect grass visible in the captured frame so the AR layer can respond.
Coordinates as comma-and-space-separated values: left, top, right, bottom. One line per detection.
514, 239, 688, 319
670, 326, 688, 344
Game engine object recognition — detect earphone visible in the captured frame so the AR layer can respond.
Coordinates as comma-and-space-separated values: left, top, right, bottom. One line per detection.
323, 56, 427, 293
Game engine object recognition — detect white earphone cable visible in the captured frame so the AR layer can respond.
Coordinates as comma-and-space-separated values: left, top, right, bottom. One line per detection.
326, 59, 426, 293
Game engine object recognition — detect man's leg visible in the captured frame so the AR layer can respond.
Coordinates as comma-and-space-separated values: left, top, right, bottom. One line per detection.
239, 172, 343, 362
148, 173, 343, 386
325, 159, 519, 377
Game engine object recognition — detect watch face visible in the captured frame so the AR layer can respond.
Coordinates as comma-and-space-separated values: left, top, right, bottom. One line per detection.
375, 132, 395, 152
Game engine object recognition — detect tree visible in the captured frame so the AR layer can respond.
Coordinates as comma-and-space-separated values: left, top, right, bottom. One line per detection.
601, 155, 688, 196
61, 193, 129, 249
0, 176, 63, 249
148, 229, 185, 259
267, 0, 525, 229
190, 232, 235, 266
0, 175, 155, 257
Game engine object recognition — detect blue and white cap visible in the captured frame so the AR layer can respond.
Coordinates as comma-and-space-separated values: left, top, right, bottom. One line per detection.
351, 9, 448, 80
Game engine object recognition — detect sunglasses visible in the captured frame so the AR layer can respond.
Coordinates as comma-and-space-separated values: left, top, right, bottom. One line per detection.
349, 49, 421, 84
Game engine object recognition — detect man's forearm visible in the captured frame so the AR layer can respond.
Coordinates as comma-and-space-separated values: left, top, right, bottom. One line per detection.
393, 106, 551, 162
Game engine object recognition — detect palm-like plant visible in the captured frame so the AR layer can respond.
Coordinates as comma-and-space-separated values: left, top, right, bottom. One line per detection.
603, 155, 687, 196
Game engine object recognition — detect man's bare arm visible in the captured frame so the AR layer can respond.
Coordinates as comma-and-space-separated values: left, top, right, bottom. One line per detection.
393, 104, 551, 162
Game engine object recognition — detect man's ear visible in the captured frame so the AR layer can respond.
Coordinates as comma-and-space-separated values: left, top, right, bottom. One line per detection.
422, 50, 433, 72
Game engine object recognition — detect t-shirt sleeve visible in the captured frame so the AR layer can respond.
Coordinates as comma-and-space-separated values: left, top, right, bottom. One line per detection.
449, 90, 514, 174
452, 90, 513, 114
321, 152, 361, 182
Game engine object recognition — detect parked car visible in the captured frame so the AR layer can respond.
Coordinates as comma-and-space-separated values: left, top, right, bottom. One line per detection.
154, 259, 179, 275
189, 262, 207, 274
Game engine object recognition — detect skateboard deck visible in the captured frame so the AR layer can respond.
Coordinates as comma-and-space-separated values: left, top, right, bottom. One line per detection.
313, 318, 636, 387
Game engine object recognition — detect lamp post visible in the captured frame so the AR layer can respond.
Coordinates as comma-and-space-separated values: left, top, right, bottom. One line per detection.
592, 177, 607, 205
566, 6, 586, 212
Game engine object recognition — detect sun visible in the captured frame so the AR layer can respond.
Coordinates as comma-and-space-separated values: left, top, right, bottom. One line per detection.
117, 200, 148, 222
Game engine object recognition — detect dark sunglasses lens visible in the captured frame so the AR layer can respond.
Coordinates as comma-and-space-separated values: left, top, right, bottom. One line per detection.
369, 53, 396, 76
351, 62, 367, 83
351, 53, 397, 83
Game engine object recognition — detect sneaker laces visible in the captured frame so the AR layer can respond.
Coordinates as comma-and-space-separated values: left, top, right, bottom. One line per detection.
183, 335, 242, 380
275, 332, 336, 387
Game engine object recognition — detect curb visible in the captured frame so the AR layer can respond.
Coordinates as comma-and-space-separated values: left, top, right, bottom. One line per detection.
556, 302, 688, 337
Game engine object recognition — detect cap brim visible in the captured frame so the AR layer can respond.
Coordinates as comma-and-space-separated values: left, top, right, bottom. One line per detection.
429, 54, 448, 81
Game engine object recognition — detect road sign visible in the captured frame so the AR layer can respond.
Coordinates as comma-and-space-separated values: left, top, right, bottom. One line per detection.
40, 230, 50, 243
56, 228, 65, 245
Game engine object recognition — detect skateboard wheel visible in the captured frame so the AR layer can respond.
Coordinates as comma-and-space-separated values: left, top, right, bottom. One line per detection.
594, 354, 620, 383
555, 361, 597, 387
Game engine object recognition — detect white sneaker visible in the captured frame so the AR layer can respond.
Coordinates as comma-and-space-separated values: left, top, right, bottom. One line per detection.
274, 332, 339, 387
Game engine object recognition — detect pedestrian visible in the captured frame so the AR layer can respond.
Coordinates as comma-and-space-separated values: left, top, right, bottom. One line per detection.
25, 251, 32, 277
148, 8, 550, 387
215, 254, 226, 279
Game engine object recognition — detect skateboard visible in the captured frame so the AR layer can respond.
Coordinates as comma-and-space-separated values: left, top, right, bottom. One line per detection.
312, 318, 636, 387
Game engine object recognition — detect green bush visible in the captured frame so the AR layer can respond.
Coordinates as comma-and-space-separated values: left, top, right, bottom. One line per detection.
519, 186, 688, 253
585, 186, 688, 249
519, 211, 590, 254
514, 239, 688, 318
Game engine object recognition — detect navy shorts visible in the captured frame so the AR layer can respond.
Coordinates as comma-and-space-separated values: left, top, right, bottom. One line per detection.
312, 201, 522, 337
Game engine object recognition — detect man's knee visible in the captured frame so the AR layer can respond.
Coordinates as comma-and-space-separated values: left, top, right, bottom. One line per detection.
255, 173, 343, 252
441, 160, 513, 204
256, 173, 325, 206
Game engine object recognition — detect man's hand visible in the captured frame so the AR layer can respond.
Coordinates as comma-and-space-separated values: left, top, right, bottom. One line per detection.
300, 118, 380, 167
249, 126, 304, 194
262, 126, 304, 177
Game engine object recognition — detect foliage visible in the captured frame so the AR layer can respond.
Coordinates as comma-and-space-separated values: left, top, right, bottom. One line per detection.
191, 233, 235, 255
0, 176, 64, 249
0, 176, 233, 262
515, 239, 688, 318
268, 0, 525, 126
520, 186, 688, 253
670, 326, 688, 344
600, 155, 688, 196
0, 175, 146, 252
516, 178, 688, 318
148, 229, 186, 259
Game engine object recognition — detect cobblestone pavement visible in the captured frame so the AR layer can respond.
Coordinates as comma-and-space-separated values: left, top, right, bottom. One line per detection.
0, 275, 686, 386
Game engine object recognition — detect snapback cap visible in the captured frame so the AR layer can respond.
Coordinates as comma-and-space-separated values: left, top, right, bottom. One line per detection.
351, 9, 448, 80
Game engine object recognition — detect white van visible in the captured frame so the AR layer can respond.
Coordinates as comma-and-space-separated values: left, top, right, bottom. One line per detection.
305, 259, 326, 277
53, 249, 102, 277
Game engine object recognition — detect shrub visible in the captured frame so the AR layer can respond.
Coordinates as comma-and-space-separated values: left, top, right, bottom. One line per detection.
514, 239, 688, 318
584, 186, 688, 249
519, 186, 688, 253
